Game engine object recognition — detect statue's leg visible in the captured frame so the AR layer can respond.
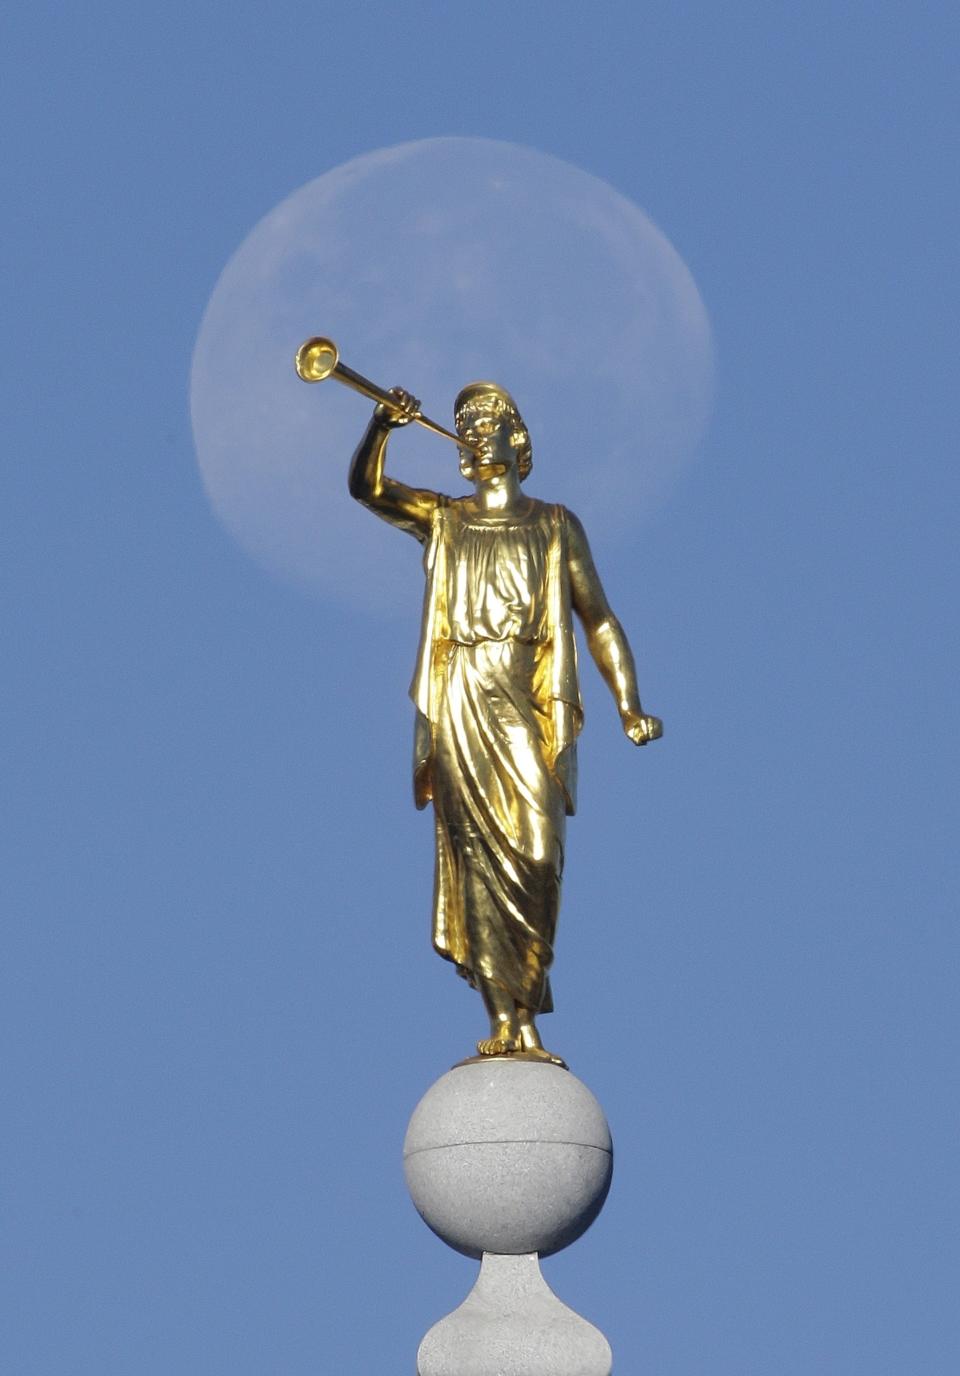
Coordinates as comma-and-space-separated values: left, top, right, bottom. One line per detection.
476, 976, 520, 1055
516, 1007, 542, 1050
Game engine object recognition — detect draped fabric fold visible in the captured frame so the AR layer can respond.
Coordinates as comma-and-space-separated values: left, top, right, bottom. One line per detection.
409, 500, 583, 1012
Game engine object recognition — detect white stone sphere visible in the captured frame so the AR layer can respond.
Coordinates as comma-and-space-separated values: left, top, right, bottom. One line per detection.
403, 1060, 613, 1259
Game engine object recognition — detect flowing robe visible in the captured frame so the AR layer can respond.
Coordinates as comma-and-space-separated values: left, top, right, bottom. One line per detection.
409, 499, 583, 1013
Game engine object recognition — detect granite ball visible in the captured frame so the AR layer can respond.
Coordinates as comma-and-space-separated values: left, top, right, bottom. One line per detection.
403, 1059, 613, 1259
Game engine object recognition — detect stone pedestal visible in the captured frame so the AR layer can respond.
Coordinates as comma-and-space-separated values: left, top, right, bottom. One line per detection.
404, 1059, 613, 1376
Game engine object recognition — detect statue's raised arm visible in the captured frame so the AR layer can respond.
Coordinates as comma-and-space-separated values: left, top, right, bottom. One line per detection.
348, 388, 442, 544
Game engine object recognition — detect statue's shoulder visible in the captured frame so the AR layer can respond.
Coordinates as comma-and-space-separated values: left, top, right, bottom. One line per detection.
556, 504, 586, 535
523, 496, 565, 522
539, 501, 585, 537
515, 499, 579, 544
427, 492, 455, 522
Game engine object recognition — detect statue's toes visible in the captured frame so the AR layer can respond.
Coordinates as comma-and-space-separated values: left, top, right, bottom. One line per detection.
476, 1037, 515, 1056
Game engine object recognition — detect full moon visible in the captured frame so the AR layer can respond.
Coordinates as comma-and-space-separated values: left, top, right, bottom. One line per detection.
190, 138, 713, 609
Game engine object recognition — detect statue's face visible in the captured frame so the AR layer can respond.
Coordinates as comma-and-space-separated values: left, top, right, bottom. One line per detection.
456, 393, 528, 481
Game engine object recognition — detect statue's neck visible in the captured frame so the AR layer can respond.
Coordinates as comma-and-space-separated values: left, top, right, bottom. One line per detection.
474, 470, 523, 514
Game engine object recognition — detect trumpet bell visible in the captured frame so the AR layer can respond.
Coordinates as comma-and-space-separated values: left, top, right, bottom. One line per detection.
295, 336, 339, 383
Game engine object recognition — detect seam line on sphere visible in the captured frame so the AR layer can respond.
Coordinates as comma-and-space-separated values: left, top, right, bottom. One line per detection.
403, 1140, 612, 1157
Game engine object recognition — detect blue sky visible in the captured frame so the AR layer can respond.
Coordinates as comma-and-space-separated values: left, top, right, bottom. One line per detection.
4, 4, 958, 1373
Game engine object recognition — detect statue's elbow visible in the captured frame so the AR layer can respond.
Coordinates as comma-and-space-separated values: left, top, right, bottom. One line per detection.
348, 466, 376, 503
587, 615, 619, 650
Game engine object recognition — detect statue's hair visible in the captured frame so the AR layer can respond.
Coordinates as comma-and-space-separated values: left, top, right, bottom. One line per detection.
454, 382, 532, 481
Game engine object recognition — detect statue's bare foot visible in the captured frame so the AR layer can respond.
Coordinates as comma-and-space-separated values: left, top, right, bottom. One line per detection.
517, 1019, 567, 1067
476, 1034, 519, 1056
519, 1044, 568, 1067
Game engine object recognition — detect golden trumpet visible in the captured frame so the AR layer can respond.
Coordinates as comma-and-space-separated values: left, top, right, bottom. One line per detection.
295, 336, 479, 452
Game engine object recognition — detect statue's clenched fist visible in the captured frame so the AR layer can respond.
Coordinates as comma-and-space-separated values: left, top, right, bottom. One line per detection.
375, 387, 421, 428
621, 710, 663, 746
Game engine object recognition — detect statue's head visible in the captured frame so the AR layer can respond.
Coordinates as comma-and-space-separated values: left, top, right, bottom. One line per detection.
454, 383, 532, 482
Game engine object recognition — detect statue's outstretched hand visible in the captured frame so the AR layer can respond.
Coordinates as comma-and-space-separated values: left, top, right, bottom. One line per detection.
375, 387, 421, 428
621, 710, 663, 747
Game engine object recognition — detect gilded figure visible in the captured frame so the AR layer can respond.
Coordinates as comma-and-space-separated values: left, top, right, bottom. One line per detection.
348, 382, 662, 1064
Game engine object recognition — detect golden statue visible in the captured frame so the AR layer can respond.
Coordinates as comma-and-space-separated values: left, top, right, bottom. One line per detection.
340, 367, 662, 1066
